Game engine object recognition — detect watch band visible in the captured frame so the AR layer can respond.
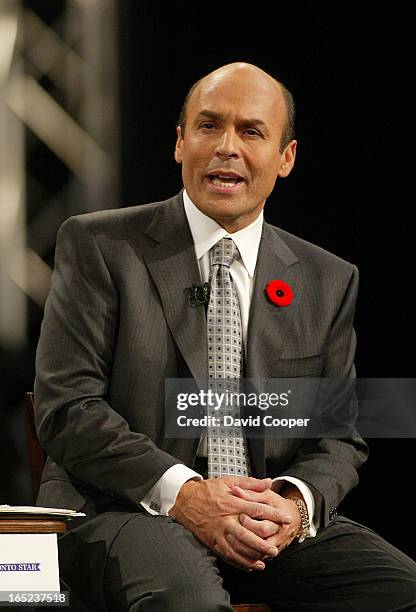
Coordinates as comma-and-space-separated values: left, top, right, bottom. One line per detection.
288, 497, 310, 543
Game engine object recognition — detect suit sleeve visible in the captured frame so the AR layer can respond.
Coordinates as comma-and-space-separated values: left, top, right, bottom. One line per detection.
34, 216, 180, 507
278, 264, 369, 528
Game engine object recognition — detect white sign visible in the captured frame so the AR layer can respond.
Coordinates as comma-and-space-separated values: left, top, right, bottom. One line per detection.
0, 534, 60, 591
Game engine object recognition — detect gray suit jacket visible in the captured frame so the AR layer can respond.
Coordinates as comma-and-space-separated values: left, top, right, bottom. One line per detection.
34, 190, 368, 529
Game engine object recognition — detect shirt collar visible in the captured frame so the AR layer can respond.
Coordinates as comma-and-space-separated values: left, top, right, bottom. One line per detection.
182, 189, 263, 278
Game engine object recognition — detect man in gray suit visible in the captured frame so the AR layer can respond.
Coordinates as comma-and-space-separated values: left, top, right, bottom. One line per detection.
35, 62, 416, 610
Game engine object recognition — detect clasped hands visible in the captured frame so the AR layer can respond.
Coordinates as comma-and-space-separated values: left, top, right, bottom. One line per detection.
168, 476, 302, 571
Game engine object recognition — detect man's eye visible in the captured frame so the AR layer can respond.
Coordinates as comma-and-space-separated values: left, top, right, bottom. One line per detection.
201, 122, 215, 129
245, 129, 260, 136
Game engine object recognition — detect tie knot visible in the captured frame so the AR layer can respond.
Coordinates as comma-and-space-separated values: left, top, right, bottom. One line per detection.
211, 238, 239, 268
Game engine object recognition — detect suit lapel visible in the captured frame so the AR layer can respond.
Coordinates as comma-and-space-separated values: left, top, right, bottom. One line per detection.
143, 192, 208, 388
247, 222, 303, 377
246, 222, 303, 476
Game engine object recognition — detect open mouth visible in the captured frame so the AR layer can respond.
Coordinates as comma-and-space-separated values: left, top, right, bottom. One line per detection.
207, 174, 244, 188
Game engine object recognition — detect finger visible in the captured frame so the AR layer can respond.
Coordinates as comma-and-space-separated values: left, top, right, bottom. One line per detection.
232, 488, 293, 524
217, 538, 266, 571
265, 526, 298, 549
227, 492, 292, 524
225, 532, 266, 561
227, 557, 266, 572
234, 477, 273, 492
270, 536, 294, 552
230, 523, 279, 558
231, 484, 273, 504
231, 485, 268, 504
231, 485, 282, 509
239, 514, 280, 538
241, 500, 292, 524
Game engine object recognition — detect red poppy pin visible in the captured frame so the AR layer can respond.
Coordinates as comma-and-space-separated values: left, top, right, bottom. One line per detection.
266, 280, 294, 307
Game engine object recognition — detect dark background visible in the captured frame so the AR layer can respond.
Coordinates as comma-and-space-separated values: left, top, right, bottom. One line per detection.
2, 1, 414, 560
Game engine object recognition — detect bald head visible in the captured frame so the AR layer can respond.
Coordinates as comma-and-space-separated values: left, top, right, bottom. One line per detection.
177, 62, 295, 153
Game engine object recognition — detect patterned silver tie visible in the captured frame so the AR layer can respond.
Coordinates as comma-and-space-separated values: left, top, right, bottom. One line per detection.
206, 237, 251, 478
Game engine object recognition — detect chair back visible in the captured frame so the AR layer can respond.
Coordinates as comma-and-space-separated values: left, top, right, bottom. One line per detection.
24, 392, 46, 503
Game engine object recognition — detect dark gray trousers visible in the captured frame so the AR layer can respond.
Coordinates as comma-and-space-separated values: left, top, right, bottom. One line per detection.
58, 512, 416, 612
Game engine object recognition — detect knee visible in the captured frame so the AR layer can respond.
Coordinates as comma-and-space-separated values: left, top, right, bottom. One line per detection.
365, 552, 416, 610
153, 570, 231, 611
127, 585, 231, 612
392, 562, 416, 609
105, 549, 232, 611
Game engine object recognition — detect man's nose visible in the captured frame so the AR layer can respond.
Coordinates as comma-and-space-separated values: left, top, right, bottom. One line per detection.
214, 129, 240, 158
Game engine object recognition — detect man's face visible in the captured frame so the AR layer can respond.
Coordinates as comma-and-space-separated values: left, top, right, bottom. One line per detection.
175, 67, 297, 231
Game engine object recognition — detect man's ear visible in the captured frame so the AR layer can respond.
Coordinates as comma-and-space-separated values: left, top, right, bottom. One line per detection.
277, 140, 297, 178
174, 126, 183, 164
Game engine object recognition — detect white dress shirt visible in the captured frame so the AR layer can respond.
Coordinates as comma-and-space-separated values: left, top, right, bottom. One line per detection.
141, 190, 317, 538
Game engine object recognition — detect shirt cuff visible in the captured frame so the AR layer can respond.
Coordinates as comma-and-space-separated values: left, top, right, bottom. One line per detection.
272, 476, 317, 538
140, 464, 202, 515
